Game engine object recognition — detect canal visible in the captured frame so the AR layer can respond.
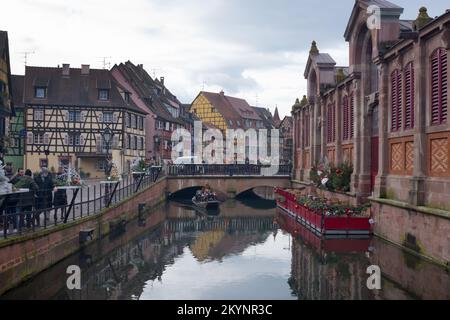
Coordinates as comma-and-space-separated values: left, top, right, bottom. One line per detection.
1, 194, 449, 300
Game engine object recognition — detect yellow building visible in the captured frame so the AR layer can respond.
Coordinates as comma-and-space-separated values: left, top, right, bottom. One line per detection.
0, 31, 14, 155
23, 64, 146, 178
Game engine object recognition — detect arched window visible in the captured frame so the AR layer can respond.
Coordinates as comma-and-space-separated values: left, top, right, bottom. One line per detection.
391, 69, 402, 131
431, 48, 448, 125
404, 62, 415, 129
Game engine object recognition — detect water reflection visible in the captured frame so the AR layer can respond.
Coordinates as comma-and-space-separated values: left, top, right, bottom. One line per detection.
1, 200, 449, 300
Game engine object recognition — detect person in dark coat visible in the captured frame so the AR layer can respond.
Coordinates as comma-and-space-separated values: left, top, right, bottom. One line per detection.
34, 167, 55, 226
13, 170, 39, 229
53, 168, 68, 221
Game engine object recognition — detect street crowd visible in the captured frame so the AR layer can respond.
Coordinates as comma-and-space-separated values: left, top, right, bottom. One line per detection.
1, 166, 68, 232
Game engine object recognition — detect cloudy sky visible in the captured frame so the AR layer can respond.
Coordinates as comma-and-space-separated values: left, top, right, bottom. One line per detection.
2, 0, 449, 117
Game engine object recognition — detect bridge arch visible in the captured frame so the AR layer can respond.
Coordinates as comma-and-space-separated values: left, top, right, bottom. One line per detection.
167, 176, 291, 199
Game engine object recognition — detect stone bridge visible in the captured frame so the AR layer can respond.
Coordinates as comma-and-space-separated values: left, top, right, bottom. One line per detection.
167, 176, 291, 198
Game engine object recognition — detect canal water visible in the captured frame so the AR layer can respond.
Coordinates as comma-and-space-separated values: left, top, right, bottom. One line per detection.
1, 195, 449, 300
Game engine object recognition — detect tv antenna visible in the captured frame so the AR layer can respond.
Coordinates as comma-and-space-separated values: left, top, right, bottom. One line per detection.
17, 51, 35, 67
97, 56, 112, 69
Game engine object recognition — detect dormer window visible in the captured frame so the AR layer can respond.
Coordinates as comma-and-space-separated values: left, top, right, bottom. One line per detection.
98, 89, 109, 101
35, 87, 47, 99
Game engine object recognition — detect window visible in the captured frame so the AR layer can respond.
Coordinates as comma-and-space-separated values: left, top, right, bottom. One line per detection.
124, 92, 130, 103
34, 110, 44, 121
35, 87, 47, 99
96, 159, 107, 171
327, 102, 336, 143
68, 111, 81, 122
98, 89, 109, 101
391, 69, 403, 131
103, 112, 114, 123
33, 133, 47, 145
350, 93, 355, 139
126, 134, 131, 149
140, 137, 144, 150
431, 48, 448, 125
68, 133, 81, 146
404, 62, 415, 130
134, 136, 138, 150
165, 122, 170, 131
138, 117, 144, 130
126, 113, 131, 128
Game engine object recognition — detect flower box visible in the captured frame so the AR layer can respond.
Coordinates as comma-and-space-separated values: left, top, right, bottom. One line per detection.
275, 188, 373, 236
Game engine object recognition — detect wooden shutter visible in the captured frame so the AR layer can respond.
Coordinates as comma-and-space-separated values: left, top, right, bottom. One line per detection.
343, 96, 349, 141
431, 48, 448, 125
350, 93, 355, 139
80, 135, 85, 146
391, 70, 403, 131
113, 136, 119, 149
64, 134, 69, 145
98, 113, 103, 123
43, 133, 50, 145
80, 112, 86, 123
113, 113, 118, 124
327, 104, 332, 143
404, 63, 414, 129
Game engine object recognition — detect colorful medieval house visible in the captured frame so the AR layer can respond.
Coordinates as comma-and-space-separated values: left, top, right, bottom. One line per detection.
111, 61, 186, 164
292, 1, 450, 266
22, 64, 147, 178
4, 75, 25, 170
190, 91, 265, 163
0, 31, 15, 159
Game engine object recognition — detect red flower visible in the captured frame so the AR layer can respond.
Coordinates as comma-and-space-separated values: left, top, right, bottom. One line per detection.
336, 169, 343, 175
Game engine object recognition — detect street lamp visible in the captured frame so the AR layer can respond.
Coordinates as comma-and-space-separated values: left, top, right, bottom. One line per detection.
102, 127, 114, 177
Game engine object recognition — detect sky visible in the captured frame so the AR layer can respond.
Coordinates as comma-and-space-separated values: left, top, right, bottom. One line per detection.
1, 0, 449, 118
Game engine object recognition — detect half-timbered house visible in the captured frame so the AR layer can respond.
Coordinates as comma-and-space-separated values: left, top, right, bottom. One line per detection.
111, 61, 185, 164
4, 75, 25, 170
0, 31, 15, 157
23, 64, 146, 178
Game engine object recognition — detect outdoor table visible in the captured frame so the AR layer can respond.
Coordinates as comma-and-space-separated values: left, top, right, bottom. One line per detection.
58, 186, 82, 223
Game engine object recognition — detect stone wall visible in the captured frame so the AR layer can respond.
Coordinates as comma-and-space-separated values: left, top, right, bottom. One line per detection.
371, 198, 450, 268
0, 178, 168, 296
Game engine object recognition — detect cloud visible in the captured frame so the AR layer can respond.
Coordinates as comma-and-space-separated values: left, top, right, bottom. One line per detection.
2, 0, 450, 118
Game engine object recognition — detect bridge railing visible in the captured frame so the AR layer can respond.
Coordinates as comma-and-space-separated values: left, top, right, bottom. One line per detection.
166, 164, 292, 177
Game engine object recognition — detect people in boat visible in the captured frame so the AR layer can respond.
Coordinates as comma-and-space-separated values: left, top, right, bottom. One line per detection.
194, 185, 217, 202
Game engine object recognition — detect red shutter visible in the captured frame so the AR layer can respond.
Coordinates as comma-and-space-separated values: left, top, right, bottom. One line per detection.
404, 63, 414, 129
350, 93, 355, 139
431, 48, 448, 125
327, 103, 332, 143
397, 70, 403, 130
441, 49, 448, 123
391, 70, 400, 131
343, 96, 349, 141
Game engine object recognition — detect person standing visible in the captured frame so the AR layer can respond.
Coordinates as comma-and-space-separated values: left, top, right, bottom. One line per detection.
34, 167, 55, 226
53, 168, 68, 221
13, 170, 39, 229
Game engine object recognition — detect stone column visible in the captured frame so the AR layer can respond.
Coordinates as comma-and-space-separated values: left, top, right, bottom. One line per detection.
374, 61, 389, 199
351, 79, 361, 195
321, 98, 327, 162
409, 37, 427, 206
358, 90, 375, 199
298, 110, 305, 181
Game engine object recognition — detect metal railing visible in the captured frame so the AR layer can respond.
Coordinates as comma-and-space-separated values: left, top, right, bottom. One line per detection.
167, 164, 292, 177
0, 167, 163, 239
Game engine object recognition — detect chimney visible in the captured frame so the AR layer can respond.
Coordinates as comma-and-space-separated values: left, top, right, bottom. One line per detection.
81, 64, 90, 75
160, 77, 165, 86
220, 90, 225, 96
62, 64, 70, 76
